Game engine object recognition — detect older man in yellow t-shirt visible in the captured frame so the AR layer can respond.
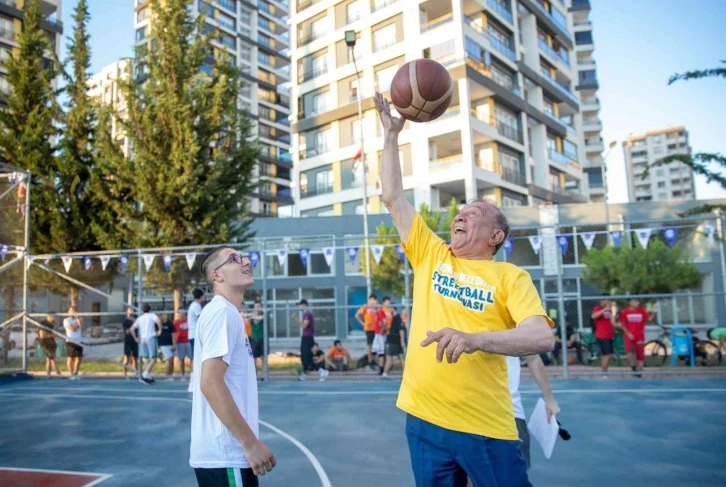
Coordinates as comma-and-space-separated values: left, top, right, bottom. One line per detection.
374, 93, 554, 487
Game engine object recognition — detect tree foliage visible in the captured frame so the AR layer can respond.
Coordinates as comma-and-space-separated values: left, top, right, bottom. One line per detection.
668, 60, 726, 85
581, 240, 702, 296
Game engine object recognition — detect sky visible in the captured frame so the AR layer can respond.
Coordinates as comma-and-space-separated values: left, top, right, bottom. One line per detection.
61, 0, 726, 203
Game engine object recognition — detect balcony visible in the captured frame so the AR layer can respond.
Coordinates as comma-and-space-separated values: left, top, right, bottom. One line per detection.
346, 13, 361, 25
495, 120, 523, 144
530, 0, 570, 36
430, 154, 463, 171
570, 0, 591, 11
465, 19, 516, 63
300, 183, 334, 198
297, 0, 321, 12
299, 64, 327, 83
298, 29, 325, 47
372, 0, 398, 13
581, 97, 600, 111
543, 110, 566, 129
217, 0, 236, 13
486, 0, 513, 24
582, 118, 602, 131
548, 148, 576, 167
538, 39, 570, 68
421, 13, 453, 33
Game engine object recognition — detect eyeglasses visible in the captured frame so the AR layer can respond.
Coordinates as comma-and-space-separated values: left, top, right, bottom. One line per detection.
213, 253, 245, 273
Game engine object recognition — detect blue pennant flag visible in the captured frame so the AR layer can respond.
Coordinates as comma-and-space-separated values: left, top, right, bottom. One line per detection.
0, 245, 7, 261
610, 231, 623, 248
163, 255, 173, 272
299, 248, 310, 268
249, 251, 260, 269
395, 244, 405, 263
346, 247, 359, 265
119, 256, 128, 273
83, 256, 92, 271
503, 237, 515, 259
557, 235, 570, 256
663, 227, 678, 248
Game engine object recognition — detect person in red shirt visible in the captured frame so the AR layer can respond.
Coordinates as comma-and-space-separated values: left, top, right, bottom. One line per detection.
173, 308, 192, 381
617, 298, 656, 377
591, 299, 615, 375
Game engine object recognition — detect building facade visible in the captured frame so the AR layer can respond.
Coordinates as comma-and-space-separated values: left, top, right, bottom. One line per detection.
623, 126, 694, 202
133, 0, 293, 218
0, 0, 63, 104
289, 0, 609, 218
87, 59, 132, 157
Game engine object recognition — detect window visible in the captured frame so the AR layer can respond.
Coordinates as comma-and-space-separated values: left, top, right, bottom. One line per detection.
258, 52, 271, 66
341, 159, 364, 189
466, 37, 482, 62
631, 150, 647, 157
667, 143, 677, 150
311, 54, 327, 76
488, 23, 511, 48
575, 31, 593, 45
679, 142, 687, 148
375, 64, 399, 92
240, 9, 251, 36
312, 93, 327, 114
240, 45, 251, 62
0, 17, 14, 41
502, 196, 523, 207
346, 1, 361, 23
494, 105, 517, 128
135, 26, 148, 42
352, 119, 362, 144
655, 169, 665, 177
217, 12, 236, 30
542, 99, 555, 116
490, 63, 515, 91
673, 191, 682, 197
547, 137, 557, 154
349, 79, 360, 101
587, 171, 603, 188
563, 140, 578, 160
373, 23, 397, 52
311, 18, 326, 40
314, 130, 329, 153
549, 172, 562, 193
658, 192, 667, 199
654, 146, 663, 154
137, 6, 150, 22
670, 167, 680, 174
0, 74, 11, 94
657, 182, 665, 188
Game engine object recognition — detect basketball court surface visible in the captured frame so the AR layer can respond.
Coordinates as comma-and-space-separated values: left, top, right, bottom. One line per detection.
1, 377, 725, 486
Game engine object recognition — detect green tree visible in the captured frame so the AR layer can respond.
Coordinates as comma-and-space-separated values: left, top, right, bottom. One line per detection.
0, 0, 60, 253
581, 240, 702, 296
96, 0, 258, 309
442, 197, 459, 232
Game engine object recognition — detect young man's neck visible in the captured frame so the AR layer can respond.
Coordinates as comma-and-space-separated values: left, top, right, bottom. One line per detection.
214, 287, 246, 311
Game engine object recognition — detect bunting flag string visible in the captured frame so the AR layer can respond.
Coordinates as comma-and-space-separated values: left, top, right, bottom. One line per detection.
163, 255, 173, 272
299, 248, 310, 268
248, 251, 260, 269
371, 245, 384, 265
276, 249, 287, 267
0, 245, 7, 261
119, 256, 128, 273
663, 227, 678, 248
186, 253, 197, 270
704, 224, 715, 245
611, 231, 623, 248
580, 232, 596, 250
634, 228, 652, 249
395, 244, 405, 263
142, 254, 155, 272
322, 247, 335, 266
503, 237, 514, 259
557, 235, 570, 256
83, 256, 92, 271
62, 256, 73, 273
346, 247, 359, 265
528, 236, 542, 255
100, 256, 111, 271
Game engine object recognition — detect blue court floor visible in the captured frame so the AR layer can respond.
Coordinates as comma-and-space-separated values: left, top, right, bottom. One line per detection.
1, 377, 725, 486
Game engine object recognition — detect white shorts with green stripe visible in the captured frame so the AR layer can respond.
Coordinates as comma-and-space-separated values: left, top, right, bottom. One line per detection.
139, 337, 158, 358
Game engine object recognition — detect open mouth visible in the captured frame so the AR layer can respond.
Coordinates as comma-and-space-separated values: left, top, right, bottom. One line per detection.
454, 225, 466, 235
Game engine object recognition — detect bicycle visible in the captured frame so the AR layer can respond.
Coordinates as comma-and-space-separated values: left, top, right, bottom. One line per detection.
581, 332, 623, 367
644, 324, 722, 367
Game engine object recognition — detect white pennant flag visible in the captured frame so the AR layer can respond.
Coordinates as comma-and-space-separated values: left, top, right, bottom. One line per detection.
704, 224, 715, 245
186, 253, 196, 270
634, 228, 652, 249
26, 256, 34, 270
143, 254, 155, 271
276, 249, 287, 267
322, 247, 334, 266
100, 256, 111, 271
528, 235, 542, 255
580, 232, 596, 250
62, 256, 73, 273
371, 245, 384, 265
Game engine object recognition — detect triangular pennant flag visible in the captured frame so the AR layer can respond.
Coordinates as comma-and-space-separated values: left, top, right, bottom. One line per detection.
100, 256, 111, 271
704, 224, 715, 245
163, 254, 173, 272
557, 235, 570, 256
62, 256, 73, 273
248, 251, 260, 269
0, 245, 7, 261
663, 227, 678, 248
528, 236, 542, 255
119, 256, 128, 273
26, 255, 34, 270
371, 245, 384, 265
503, 237, 514, 259
83, 256, 92, 271
43, 258, 50, 265
611, 231, 623, 248
346, 246, 359, 265
322, 247, 334, 266
635, 228, 652, 249
185, 253, 196, 270
581, 232, 596, 250
143, 254, 155, 271
276, 249, 287, 267
395, 244, 405, 263
299, 248, 310, 268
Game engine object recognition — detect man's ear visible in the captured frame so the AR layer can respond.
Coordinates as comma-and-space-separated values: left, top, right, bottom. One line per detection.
490, 229, 505, 248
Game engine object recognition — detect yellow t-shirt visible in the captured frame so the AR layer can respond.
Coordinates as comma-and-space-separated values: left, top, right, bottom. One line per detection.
397, 213, 553, 440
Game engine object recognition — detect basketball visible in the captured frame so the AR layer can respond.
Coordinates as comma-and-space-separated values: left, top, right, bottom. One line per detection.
390, 59, 453, 123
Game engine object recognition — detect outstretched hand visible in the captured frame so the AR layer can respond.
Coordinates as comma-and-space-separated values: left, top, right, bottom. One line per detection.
373, 92, 405, 135
420, 328, 481, 364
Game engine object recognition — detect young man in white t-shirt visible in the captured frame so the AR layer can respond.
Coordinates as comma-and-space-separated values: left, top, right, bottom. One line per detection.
131, 303, 161, 384
63, 306, 83, 380
190, 246, 276, 486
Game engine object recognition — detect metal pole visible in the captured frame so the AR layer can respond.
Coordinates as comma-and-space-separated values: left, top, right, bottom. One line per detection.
261, 251, 269, 382
136, 250, 143, 311
352, 46, 372, 298
716, 212, 726, 314
21, 170, 30, 373
556, 224, 568, 379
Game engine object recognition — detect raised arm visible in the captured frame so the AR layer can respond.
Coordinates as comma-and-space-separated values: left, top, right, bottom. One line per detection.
374, 93, 416, 244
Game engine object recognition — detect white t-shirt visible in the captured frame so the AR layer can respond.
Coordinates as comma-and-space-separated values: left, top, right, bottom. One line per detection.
188, 301, 203, 340
507, 356, 525, 420
132, 313, 159, 341
63, 317, 82, 343
190, 295, 258, 469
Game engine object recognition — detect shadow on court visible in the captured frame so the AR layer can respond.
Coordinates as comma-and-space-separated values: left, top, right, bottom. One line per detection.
0, 378, 725, 486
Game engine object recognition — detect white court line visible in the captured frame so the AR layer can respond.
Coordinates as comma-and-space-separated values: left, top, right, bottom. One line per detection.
2, 392, 332, 487
0, 466, 112, 486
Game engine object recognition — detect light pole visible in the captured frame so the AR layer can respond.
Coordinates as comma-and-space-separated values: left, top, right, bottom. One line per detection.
346, 30, 372, 298
602, 140, 617, 236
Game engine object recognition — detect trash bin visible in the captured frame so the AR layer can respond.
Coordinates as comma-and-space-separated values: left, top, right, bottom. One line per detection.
670, 326, 695, 367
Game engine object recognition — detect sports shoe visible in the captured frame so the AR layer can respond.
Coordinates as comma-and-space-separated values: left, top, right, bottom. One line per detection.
380, 373, 389, 379
319, 369, 329, 382
138, 377, 151, 386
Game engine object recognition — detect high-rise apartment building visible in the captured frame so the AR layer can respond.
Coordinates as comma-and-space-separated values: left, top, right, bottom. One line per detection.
133, 0, 293, 218
571, 0, 605, 202
289, 0, 602, 218
623, 126, 694, 202
0, 0, 63, 104
87, 59, 132, 157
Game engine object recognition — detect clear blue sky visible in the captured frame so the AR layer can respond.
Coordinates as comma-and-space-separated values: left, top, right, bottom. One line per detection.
62, 0, 726, 203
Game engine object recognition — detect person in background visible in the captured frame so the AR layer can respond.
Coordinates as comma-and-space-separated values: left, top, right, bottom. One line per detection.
240, 302, 252, 340
382, 306, 406, 378
158, 313, 176, 381
371, 303, 388, 370
187, 288, 204, 392
39, 313, 61, 378
250, 299, 265, 369
327, 340, 351, 371
355, 294, 379, 370
292, 299, 315, 379
174, 308, 192, 381
122, 307, 139, 380
310, 342, 329, 382
553, 323, 584, 365
132, 303, 162, 384
63, 306, 84, 380
617, 298, 656, 378
0, 326, 8, 366
591, 298, 615, 376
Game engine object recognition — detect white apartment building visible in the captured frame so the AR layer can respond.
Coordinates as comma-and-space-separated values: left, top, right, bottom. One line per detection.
87, 59, 132, 157
134, 0, 293, 218
623, 126, 694, 202
290, 0, 601, 218
0, 0, 63, 103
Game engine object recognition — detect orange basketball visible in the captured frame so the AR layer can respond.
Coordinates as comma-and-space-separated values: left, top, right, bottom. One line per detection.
389, 59, 453, 123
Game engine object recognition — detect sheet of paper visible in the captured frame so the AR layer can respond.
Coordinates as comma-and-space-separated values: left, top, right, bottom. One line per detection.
527, 398, 559, 459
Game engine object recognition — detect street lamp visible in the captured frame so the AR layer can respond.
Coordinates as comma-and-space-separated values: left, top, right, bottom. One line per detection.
602, 140, 617, 236
345, 30, 372, 298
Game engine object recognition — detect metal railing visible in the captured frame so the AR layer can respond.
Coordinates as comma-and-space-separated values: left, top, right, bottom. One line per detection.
538, 38, 570, 67
372, 0, 398, 13
300, 183, 334, 198
487, 0, 513, 24
539, 68, 579, 105
298, 29, 325, 46
218, 0, 236, 13
548, 148, 575, 166
299, 64, 327, 83
421, 13, 453, 33
495, 120, 523, 144
430, 154, 463, 170
531, 0, 570, 36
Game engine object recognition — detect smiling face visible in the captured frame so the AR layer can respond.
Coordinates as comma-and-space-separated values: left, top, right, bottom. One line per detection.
450, 201, 506, 259
212, 248, 253, 292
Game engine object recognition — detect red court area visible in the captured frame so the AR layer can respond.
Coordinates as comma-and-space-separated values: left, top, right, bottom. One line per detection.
0, 468, 109, 487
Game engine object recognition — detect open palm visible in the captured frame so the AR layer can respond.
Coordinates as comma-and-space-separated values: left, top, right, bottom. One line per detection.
374, 92, 405, 134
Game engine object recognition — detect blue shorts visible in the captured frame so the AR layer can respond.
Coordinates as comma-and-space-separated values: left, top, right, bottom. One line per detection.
406, 414, 531, 487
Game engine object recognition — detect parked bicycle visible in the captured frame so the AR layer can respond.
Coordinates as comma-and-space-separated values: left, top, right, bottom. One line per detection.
644, 324, 722, 366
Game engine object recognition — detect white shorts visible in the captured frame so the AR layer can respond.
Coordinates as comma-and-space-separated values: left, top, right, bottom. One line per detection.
176, 342, 192, 360
160, 345, 174, 360
372, 334, 387, 355
139, 337, 158, 358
